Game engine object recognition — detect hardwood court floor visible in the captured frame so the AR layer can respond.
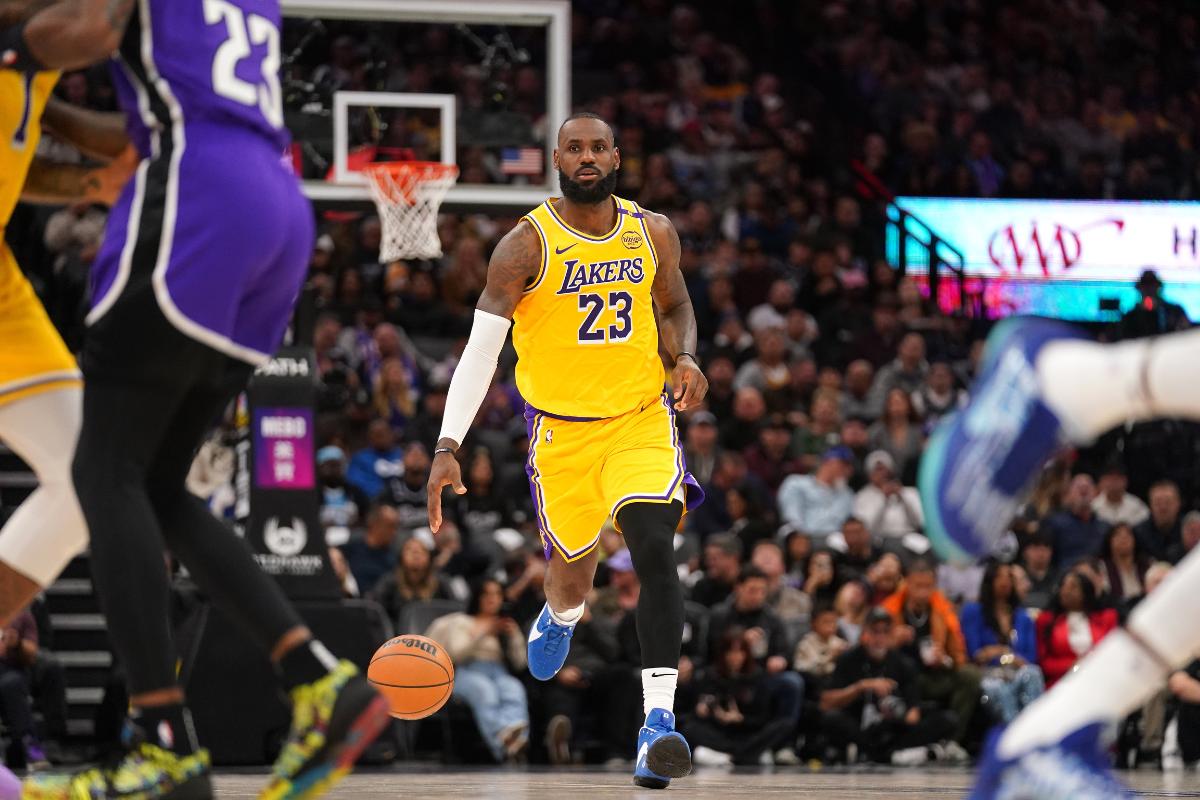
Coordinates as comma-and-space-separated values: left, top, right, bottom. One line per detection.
209, 765, 1200, 798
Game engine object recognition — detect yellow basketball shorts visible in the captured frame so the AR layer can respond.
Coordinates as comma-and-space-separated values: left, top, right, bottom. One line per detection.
0, 267, 81, 409
523, 390, 703, 562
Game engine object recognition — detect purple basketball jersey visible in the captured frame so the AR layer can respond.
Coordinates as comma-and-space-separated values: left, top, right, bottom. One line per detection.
90, 0, 313, 365
109, 0, 289, 158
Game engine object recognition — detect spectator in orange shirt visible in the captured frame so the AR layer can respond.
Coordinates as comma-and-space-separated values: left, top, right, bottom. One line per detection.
881, 560, 981, 760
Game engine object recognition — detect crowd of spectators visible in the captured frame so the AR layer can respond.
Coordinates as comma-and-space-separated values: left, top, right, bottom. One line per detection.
11, 0, 1200, 772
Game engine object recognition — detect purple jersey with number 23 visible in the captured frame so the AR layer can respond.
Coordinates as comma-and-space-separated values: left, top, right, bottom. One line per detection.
90, 0, 312, 364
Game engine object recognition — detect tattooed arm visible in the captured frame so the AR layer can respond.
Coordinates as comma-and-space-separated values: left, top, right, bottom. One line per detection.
22, 148, 137, 206
0, 0, 54, 27
647, 211, 708, 411
17, 0, 134, 70
474, 220, 542, 319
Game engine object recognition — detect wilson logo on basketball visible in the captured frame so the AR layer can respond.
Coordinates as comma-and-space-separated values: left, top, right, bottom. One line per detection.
621, 231, 643, 249
400, 637, 440, 657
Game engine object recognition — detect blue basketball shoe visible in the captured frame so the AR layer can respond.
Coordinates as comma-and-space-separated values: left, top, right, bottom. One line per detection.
633, 709, 692, 790
919, 317, 1088, 562
969, 722, 1134, 800
527, 603, 575, 681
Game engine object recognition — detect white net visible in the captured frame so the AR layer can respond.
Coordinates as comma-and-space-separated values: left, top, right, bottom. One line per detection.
365, 162, 459, 261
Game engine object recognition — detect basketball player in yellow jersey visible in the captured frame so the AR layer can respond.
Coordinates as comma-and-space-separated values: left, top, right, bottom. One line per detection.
428, 112, 707, 788
0, 39, 132, 648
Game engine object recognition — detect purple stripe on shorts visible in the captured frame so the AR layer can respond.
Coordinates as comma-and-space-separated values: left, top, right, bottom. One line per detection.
661, 391, 706, 511
523, 406, 554, 560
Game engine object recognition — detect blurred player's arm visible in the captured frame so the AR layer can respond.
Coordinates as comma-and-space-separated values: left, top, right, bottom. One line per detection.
0, 0, 53, 27
647, 212, 707, 411
42, 98, 130, 161
22, 148, 137, 206
23, 99, 136, 205
1, 0, 133, 71
427, 221, 539, 532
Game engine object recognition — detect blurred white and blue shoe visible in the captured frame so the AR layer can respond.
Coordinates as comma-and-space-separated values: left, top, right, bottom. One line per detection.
920, 317, 1087, 562
970, 722, 1134, 800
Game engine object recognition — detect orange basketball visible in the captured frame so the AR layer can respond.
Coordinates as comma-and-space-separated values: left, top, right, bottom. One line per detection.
367, 634, 455, 720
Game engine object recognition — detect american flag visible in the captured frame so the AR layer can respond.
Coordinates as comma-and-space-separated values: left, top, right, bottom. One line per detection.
500, 147, 544, 175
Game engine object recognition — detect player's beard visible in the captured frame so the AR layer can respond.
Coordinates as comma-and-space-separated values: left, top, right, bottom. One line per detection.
559, 167, 618, 205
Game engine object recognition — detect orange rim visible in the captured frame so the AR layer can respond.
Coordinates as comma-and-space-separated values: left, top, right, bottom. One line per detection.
364, 161, 458, 205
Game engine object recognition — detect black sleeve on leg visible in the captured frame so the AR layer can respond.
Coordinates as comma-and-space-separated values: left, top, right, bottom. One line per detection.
617, 500, 685, 669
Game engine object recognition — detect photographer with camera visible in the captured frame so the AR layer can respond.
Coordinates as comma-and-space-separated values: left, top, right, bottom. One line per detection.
819, 607, 956, 764
680, 627, 798, 766
1118, 270, 1191, 340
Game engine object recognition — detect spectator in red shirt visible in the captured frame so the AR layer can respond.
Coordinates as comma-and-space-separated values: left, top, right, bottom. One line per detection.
1036, 570, 1118, 687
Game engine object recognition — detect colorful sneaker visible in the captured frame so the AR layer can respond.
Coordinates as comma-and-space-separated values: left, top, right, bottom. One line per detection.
526, 603, 575, 681
970, 722, 1134, 799
919, 317, 1088, 562
259, 660, 391, 800
21, 730, 212, 800
633, 709, 691, 790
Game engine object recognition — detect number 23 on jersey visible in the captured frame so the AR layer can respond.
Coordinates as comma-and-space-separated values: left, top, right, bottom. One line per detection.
578, 290, 633, 344
204, 0, 283, 128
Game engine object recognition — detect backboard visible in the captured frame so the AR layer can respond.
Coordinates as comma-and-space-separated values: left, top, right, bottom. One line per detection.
280, 0, 569, 210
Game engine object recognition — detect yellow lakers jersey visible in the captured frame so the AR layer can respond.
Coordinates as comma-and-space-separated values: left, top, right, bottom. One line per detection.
0, 70, 59, 295
512, 196, 665, 419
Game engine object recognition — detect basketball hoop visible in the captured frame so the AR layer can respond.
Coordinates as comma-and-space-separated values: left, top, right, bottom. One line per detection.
364, 161, 458, 261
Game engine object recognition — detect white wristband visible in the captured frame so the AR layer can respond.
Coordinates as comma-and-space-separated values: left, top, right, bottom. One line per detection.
438, 308, 511, 447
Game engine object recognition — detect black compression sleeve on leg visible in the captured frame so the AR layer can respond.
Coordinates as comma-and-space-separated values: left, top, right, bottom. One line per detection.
618, 500, 685, 668
146, 363, 305, 654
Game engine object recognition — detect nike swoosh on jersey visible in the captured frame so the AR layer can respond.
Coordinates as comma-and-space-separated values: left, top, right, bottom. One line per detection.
555, 243, 577, 255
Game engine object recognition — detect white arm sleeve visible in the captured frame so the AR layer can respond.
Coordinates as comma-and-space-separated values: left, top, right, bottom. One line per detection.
438, 308, 511, 447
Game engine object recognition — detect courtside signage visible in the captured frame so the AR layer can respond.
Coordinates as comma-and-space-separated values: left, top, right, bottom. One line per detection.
893, 197, 1200, 283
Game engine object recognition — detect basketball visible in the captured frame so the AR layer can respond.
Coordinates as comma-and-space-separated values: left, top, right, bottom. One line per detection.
367, 634, 455, 720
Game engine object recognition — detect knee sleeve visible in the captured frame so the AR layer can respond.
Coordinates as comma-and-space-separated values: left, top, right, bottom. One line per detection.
0, 388, 88, 586
618, 500, 683, 582
618, 501, 685, 667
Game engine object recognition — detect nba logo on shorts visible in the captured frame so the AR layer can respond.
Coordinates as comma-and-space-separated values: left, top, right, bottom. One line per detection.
545, 429, 553, 444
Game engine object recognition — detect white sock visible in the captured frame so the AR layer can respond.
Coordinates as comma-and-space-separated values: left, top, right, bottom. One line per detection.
1037, 328, 1200, 440
999, 542, 1200, 757
548, 601, 584, 627
642, 667, 678, 716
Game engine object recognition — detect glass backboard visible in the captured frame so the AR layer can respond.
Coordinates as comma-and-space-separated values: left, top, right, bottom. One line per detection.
281, 0, 569, 210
